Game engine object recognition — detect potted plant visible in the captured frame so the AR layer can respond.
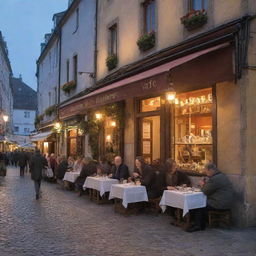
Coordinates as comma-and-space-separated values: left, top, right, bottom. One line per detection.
181, 9, 207, 31
106, 54, 118, 71
137, 31, 155, 52
45, 105, 57, 116
61, 80, 76, 94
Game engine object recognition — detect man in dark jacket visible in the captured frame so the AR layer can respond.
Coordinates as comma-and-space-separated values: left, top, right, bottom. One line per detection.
18, 150, 28, 176
30, 150, 48, 200
109, 156, 129, 181
187, 163, 233, 232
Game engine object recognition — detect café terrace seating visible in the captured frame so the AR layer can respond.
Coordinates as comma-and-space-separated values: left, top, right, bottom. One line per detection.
58, 158, 232, 229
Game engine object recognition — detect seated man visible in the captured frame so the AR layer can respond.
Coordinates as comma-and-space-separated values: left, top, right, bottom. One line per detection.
109, 156, 129, 181
187, 163, 233, 232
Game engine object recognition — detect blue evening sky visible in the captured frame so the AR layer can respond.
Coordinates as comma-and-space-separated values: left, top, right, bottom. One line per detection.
0, 0, 68, 90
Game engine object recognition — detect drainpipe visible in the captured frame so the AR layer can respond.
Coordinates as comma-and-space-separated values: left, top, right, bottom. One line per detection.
57, 29, 62, 155
93, 0, 98, 85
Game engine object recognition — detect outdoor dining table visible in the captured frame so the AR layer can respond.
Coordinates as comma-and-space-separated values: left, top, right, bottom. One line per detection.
83, 176, 119, 197
63, 171, 81, 183
109, 183, 149, 208
159, 189, 207, 217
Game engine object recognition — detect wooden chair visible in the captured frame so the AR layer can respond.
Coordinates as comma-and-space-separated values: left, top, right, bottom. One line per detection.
148, 197, 162, 216
208, 209, 231, 228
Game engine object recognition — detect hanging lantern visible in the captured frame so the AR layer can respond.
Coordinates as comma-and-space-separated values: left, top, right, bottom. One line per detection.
54, 122, 61, 129
95, 113, 103, 120
165, 87, 176, 103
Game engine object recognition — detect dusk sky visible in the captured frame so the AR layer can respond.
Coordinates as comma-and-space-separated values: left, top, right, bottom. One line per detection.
0, 0, 68, 90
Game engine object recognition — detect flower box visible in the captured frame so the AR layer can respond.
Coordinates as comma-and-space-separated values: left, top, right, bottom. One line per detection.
45, 105, 57, 116
61, 80, 76, 93
137, 31, 155, 52
181, 10, 207, 31
106, 54, 118, 71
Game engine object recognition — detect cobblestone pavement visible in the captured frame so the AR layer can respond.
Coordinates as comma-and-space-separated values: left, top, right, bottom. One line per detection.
0, 166, 255, 256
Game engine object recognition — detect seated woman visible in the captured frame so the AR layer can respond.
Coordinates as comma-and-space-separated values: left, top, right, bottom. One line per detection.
96, 165, 105, 176
56, 156, 68, 182
132, 156, 160, 199
73, 156, 84, 173
164, 159, 191, 190
67, 156, 75, 170
75, 157, 97, 196
99, 156, 112, 175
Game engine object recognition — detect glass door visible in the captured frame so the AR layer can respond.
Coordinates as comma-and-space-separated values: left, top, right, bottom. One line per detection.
141, 116, 160, 164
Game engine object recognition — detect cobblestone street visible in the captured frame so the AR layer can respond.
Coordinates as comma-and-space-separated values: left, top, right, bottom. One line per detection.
0, 167, 255, 256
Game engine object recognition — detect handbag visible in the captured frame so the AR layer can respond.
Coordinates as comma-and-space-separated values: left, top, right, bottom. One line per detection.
46, 167, 54, 178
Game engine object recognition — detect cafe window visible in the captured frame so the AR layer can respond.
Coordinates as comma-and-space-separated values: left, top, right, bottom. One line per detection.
189, 0, 208, 10
171, 88, 213, 173
109, 24, 117, 55
104, 116, 120, 157
141, 96, 161, 112
143, 0, 156, 34
67, 129, 77, 156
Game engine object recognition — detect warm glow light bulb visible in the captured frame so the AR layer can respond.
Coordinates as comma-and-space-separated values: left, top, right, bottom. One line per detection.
95, 113, 102, 120
55, 122, 61, 130
106, 135, 111, 142
3, 115, 8, 122
111, 121, 116, 127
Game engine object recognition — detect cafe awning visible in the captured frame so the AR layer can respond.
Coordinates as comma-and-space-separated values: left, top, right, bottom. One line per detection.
60, 42, 233, 119
30, 131, 52, 142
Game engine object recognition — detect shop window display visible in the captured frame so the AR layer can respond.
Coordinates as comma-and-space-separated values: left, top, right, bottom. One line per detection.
172, 88, 213, 173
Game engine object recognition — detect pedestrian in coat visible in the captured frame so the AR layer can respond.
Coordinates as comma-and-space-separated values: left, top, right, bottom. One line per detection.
18, 150, 28, 176
30, 149, 48, 200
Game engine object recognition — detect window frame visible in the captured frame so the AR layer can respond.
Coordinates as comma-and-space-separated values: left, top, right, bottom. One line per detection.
189, 0, 208, 11
143, 0, 156, 34
66, 59, 70, 82
109, 23, 117, 56
73, 55, 78, 82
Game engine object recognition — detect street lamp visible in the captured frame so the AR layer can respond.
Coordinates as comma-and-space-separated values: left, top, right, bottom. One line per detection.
3, 115, 9, 122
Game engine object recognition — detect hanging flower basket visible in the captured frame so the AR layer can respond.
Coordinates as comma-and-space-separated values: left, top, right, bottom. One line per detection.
181, 10, 208, 31
45, 105, 57, 116
106, 54, 118, 71
61, 80, 76, 93
137, 31, 155, 52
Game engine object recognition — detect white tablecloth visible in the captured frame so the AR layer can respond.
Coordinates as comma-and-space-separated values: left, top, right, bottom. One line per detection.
159, 190, 207, 217
83, 177, 119, 196
63, 171, 80, 183
109, 184, 149, 208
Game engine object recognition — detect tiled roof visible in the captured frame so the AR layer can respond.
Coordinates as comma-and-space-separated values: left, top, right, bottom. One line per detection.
11, 77, 37, 110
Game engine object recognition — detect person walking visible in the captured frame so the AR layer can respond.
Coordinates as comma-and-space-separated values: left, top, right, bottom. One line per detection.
18, 150, 28, 176
30, 149, 48, 200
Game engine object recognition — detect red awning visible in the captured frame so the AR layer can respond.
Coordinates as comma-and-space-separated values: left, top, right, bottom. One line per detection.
62, 43, 230, 108
59, 42, 233, 119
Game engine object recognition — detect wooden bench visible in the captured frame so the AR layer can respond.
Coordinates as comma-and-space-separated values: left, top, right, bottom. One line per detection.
208, 209, 231, 228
